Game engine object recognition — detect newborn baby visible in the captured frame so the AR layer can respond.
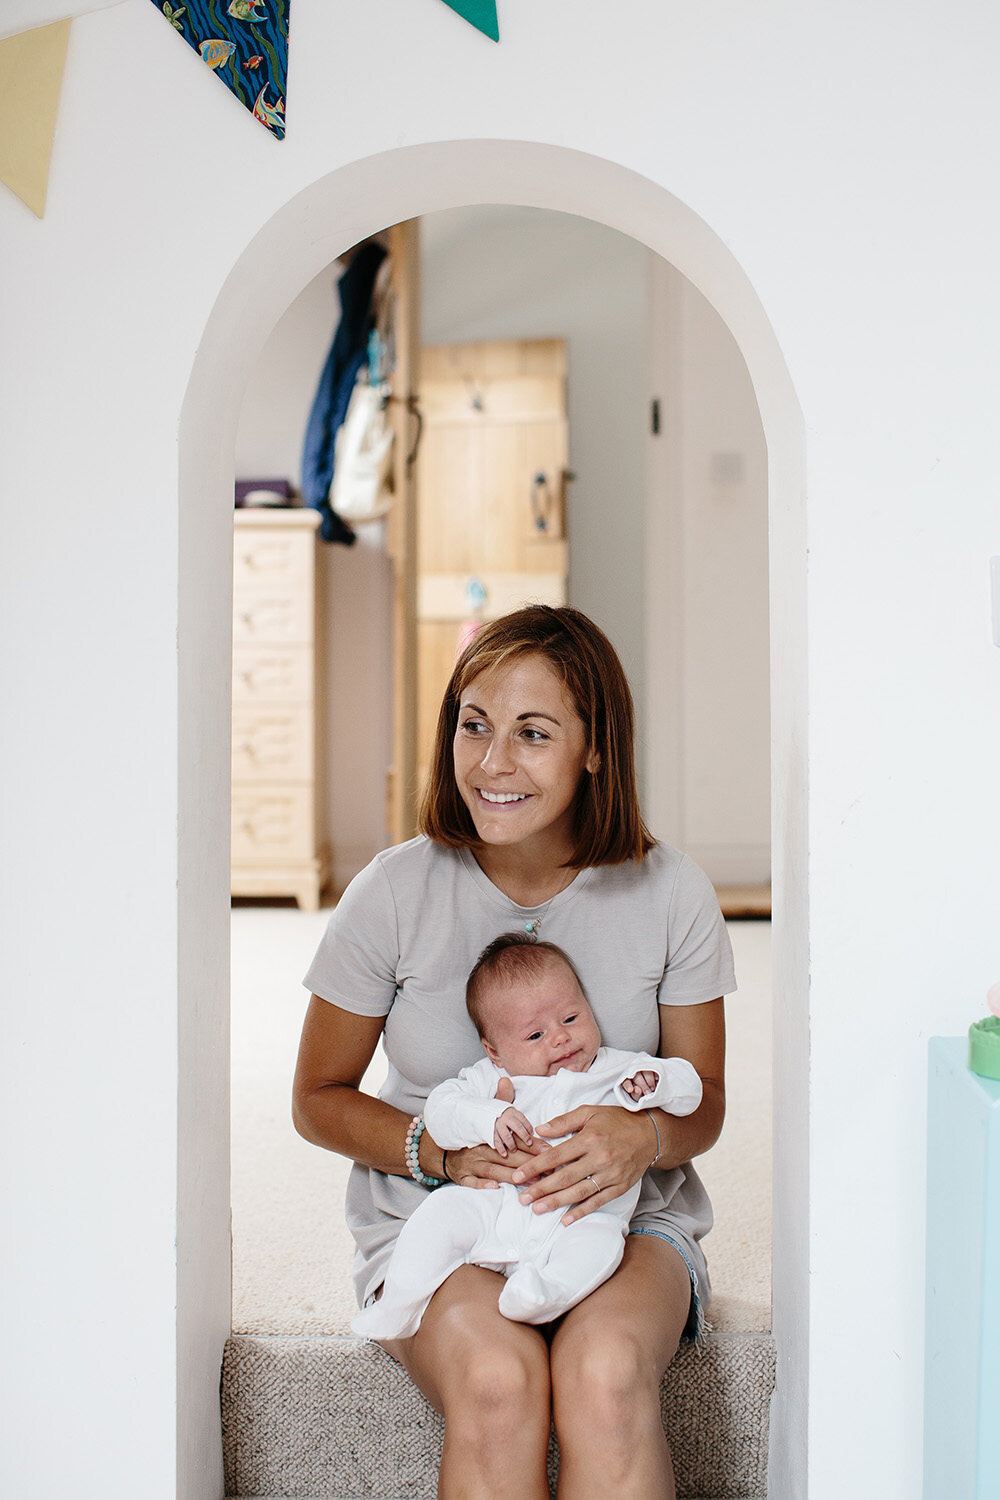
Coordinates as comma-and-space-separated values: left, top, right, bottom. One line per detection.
352, 933, 702, 1338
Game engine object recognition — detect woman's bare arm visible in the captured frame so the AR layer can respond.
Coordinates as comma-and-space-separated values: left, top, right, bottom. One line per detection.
292, 995, 425, 1176
645, 995, 727, 1166
292, 993, 540, 1184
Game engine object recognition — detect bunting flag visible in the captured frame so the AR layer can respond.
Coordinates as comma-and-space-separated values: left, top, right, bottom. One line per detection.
0, 19, 71, 217
149, 0, 288, 139
440, 0, 499, 42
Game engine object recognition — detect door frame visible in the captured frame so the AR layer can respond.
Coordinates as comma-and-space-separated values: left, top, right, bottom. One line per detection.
179, 138, 808, 1499
387, 218, 421, 844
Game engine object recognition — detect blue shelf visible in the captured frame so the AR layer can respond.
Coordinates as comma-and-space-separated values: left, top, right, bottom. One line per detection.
924, 1038, 1000, 1499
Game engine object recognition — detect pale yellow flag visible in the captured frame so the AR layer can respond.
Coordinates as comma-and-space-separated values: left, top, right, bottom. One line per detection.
0, 19, 71, 217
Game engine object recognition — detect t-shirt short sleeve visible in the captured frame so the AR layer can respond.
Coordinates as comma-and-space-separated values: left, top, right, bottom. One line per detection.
657, 853, 736, 1004
302, 855, 400, 1017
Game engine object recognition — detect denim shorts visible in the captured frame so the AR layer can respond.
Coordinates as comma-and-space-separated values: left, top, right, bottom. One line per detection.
629, 1223, 709, 1340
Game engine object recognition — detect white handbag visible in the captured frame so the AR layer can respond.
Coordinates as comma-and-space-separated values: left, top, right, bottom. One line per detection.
331, 380, 394, 522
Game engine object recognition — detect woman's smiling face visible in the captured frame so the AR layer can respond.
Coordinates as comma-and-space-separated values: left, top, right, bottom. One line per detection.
453, 653, 597, 861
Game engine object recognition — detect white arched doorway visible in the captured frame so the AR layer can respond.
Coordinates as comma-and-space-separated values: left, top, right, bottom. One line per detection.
178, 139, 808, 1500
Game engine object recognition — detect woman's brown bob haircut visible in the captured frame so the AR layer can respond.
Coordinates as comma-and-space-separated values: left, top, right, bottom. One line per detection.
418, 605, 655, 868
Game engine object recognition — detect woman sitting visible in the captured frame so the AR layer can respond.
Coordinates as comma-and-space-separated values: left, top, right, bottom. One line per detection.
293, 604, 735, 1499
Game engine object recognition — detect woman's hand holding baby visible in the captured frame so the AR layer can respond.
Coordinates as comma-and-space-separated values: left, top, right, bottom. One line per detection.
443, 1140, 542, 1188
510, 1104, 661, 1225
437, 1075, 547, 1186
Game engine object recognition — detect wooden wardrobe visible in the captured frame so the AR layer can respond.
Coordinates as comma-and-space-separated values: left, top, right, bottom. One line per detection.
230, 220, 421, 906
231, 507, 328, 911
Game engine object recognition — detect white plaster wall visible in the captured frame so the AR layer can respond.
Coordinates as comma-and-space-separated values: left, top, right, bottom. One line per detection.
1, 3, 998, 1498
0, 0, 125, 38
677, 277, 769, 880
676, 277, 769, 877
646, 256, 771, 883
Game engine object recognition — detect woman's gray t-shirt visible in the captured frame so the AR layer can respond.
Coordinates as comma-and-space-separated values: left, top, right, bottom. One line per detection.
303, 835, 737, 1308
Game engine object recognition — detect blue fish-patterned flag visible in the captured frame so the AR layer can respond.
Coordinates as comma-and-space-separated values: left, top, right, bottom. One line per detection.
150, 0, 289, 139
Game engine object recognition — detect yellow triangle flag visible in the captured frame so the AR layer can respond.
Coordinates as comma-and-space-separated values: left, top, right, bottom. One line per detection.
0, 19, 71, 218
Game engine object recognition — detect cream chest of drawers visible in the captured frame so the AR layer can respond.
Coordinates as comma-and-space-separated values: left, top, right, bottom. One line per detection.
231, 509, 329, 910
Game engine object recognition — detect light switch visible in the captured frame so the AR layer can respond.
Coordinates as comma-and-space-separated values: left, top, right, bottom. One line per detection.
992, 557, 1000, 647
710, 451, 744, 484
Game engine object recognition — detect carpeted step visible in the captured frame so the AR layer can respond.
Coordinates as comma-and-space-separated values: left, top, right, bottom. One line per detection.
222, 1330, 775, 1498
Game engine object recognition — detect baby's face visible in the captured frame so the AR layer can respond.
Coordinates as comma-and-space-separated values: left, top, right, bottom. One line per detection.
480, 962, 602, 1078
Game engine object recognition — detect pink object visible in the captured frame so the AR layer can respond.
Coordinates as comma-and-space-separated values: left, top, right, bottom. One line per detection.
987, 982, 1000, 1019
455, 619, 483, 660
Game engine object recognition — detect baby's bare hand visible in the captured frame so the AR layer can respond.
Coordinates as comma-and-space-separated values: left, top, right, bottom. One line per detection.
621, 1069, 659, 1100
494, 1106, 535, 1157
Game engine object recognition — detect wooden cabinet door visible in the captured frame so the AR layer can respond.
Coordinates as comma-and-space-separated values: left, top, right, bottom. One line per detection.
386, 220, 420, 844
416, 338, 569, 783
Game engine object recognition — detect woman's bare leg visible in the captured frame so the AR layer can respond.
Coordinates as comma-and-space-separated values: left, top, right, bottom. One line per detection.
380, 1263, 552, 1500
549, 1234, 693, 1500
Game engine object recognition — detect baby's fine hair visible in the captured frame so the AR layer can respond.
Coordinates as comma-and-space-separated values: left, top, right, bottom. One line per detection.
465, 932, 585, 1040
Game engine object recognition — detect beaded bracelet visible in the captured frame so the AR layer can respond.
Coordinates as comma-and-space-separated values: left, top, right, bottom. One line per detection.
647, 1111, 662, 1170
405, 1114, 444, 1188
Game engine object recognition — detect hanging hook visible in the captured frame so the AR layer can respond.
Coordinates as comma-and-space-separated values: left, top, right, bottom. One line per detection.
531, 472, 552, 533
405, 395, 423, 474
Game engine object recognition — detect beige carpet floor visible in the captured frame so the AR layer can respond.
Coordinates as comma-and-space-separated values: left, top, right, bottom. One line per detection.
231, 903, 772, 1337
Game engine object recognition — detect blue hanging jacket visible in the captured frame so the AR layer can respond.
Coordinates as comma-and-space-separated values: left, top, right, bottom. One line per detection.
301, 239, 387, 545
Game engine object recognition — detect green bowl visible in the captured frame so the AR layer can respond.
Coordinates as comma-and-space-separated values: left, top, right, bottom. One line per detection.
968, 1015, 1000, 1080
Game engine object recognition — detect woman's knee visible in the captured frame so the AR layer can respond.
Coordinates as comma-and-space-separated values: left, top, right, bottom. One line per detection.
552, 1326, 660, 1430
436, 1312, 551, 1427
462, 1347, 549, 1423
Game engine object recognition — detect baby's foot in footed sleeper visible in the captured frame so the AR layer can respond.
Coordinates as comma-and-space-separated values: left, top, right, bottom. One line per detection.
498, 1264, 568, 1324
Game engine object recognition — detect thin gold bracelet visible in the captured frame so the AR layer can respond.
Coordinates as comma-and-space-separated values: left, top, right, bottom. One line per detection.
647, 1111, 662, 1170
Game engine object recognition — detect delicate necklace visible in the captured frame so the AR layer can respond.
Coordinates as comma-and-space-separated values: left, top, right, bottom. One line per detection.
485, 863, 576, 941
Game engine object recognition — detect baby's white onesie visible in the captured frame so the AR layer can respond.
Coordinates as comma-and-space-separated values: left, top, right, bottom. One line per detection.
352, 1048, 702, 1338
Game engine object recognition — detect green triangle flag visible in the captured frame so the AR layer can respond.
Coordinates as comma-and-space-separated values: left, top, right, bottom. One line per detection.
440, 0, 499, 41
